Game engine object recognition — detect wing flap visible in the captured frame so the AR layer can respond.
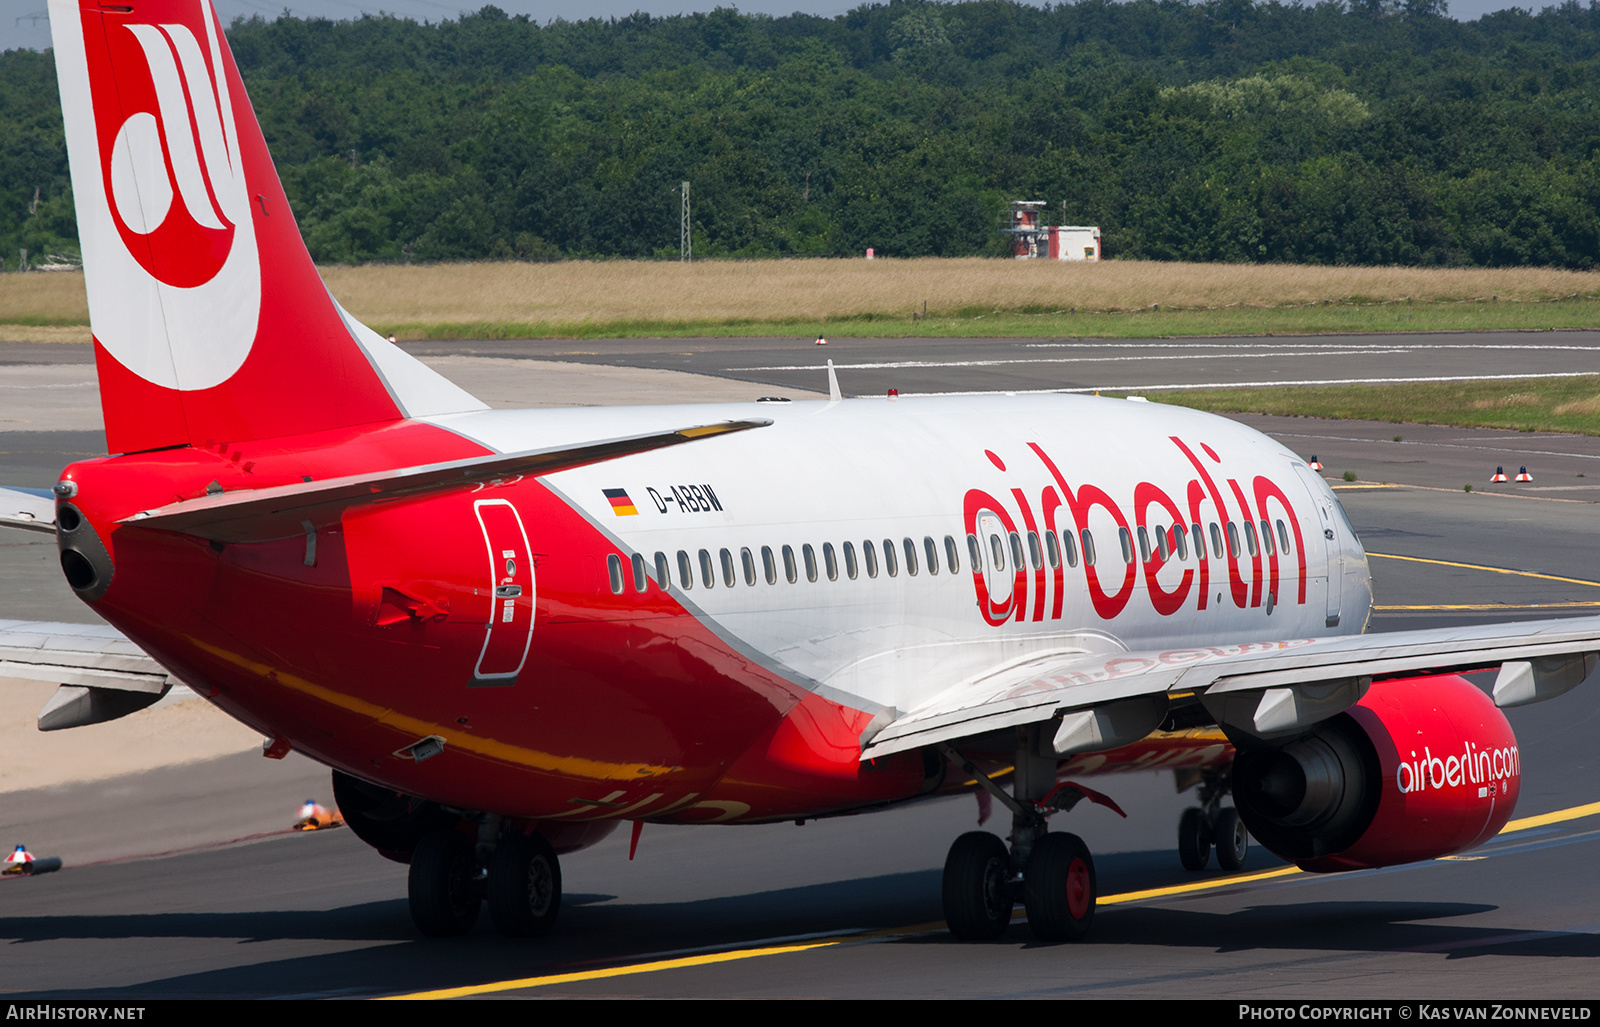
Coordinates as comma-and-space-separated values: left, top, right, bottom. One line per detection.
120, 417, 771, 543
860, 616, 1600, 760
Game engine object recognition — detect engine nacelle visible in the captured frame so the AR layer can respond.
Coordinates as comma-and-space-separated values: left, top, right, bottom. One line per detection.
1231, 673, 1520, 872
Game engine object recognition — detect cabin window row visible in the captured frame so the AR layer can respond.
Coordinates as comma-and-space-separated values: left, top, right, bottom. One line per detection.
605, 519, 1294, 595
609, 536, 967, 594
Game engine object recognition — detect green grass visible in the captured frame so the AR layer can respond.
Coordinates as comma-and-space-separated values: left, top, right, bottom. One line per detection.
369, 297, 1600, 341
1121, 375, 1600, 436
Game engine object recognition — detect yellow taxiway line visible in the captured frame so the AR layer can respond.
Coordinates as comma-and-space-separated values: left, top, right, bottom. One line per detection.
1367, 552, 1600, 590
382, 797, 1600, 999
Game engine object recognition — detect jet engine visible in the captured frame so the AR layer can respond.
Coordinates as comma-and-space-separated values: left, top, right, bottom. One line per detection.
1231, 674, 1520, 872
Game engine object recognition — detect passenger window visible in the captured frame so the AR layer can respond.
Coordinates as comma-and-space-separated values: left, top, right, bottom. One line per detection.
1118, 527, 1133, 565
1008, 532, 1024, 571
1225, 522, 1240, 559
607, 553, 624, 595
1276, 519, 1292, 555
945, 535, 960, 574
762, 545, 777, 585
699, 549, 715, 589
1045, 530, 1060, 569
1027, 531, 1042, 570
1137, 526, 1151, 563
863, 539, 879, 578
632, 552, 648, 593
677, 550, 694, 590
1061, 529, 1078, 568
967, 533, 982, 572
883, 539, 898, 577
1173, 525, 1188, 561
803, 543, 818, 583
1155, 526, 1169, 562
988, 533, 1006, 571
1243, 521, 1258, 557
655, 551, 670, 588
903, 537, 918, 576
1209, 524, 1224, 559
844, 541, 859, 579
783, 544, 798, 584
1191, 524, 1203, 559
924, 536, 939, 575
1259, 519, 1275, 557
1080, 528, 1096, 566
741, 547, 757, 586
720, 547, 736, 587
823, 542, 838, 581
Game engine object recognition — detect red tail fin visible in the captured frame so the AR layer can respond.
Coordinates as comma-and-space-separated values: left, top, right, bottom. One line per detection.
50, 0, 473, 453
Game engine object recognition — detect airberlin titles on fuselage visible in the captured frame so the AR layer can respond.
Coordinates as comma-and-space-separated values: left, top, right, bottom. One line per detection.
965, 435, 1310, 626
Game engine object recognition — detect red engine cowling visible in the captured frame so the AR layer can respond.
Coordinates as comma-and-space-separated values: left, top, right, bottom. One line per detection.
1231, 674, 1521, 872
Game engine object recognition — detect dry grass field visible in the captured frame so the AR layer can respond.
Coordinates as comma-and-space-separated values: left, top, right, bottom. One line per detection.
5, 258, 1600, 341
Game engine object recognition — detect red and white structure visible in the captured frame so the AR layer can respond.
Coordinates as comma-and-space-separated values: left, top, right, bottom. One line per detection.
10, 0, 1600, 945
1002, 201, 1101, 261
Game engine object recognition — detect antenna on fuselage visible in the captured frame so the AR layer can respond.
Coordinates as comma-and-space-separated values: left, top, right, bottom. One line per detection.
826, 359, 843, 404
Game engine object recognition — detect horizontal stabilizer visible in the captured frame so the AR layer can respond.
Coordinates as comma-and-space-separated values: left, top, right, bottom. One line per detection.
122, 418, 772, 543
861, 615, 1600, 759
0, 488, 57, 534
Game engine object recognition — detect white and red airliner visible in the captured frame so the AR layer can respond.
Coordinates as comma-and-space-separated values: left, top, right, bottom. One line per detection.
8, 0, 1600, 942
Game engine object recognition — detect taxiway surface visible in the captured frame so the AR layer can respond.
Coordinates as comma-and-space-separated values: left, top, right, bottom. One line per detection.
2, 333, 1598, 998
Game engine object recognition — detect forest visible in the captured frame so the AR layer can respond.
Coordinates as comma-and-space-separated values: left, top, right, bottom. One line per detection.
3, 0, 1600, 268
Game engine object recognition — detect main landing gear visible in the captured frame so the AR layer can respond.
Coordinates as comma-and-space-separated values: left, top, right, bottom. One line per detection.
937, 738, 1120, 943
407, 822, 563, 938
1176, 768, 1249, 872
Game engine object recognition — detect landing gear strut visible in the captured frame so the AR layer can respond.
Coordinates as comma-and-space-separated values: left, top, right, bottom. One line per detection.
938, 733, 1114, 943
408, 822, 564, 938
1176, 767, 1249, 872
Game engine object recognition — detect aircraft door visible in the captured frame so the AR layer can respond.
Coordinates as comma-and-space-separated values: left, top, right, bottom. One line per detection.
473, 498, 535, 684
976, 510, 1012, 606
1292, 464, 1342, 629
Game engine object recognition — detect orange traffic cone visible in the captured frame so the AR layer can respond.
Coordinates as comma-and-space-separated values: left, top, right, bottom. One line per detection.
1516, 466, 1532, 482
1308, 456, 1323, 471
1491, 466, 1508, 482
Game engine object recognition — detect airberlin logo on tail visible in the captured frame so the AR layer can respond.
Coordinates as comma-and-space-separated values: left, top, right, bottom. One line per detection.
102, 19, 242, 285
69, 0, 261, 391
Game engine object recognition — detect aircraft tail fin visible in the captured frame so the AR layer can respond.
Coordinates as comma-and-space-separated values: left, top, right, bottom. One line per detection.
48, 0, 483, 455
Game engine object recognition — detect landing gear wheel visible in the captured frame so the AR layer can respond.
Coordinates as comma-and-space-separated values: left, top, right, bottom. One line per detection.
942, 832, 1012, 941
1214, 807, 1249, 872
408, 828, 481, 936
488, 832, 562, 937
1023, 832, 1097, 943
1178, 806, 1211, 871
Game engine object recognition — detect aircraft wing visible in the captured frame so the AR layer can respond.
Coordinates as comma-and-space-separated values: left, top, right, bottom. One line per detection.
859, 615, 1600, 760
0, 619, 177, 730
120, 417, 771, 543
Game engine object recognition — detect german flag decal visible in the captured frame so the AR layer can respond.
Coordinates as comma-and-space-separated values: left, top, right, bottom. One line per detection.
603, 488, 639, 516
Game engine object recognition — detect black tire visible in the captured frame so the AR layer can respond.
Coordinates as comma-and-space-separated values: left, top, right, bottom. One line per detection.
941, 832, 1012, 941
408, 828, 481, 937
1214, 807, 1249, 872
1178, 806, 1210, 871
1023, 832, 1097, 943
488, 832, 562, 938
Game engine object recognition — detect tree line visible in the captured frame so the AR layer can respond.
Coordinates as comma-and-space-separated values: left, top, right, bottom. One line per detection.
3, 0, 1600, 269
